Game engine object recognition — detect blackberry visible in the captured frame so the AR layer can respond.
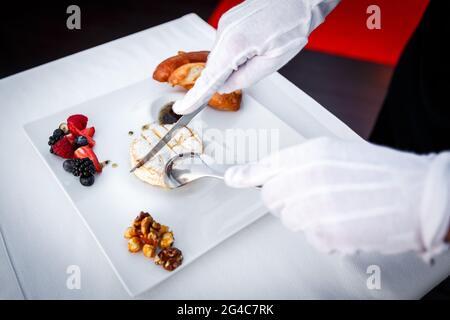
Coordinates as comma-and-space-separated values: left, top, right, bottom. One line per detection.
63, 159, 75, 173
53, 129, 65, 138
48, 128, 65, 146
80, 174, 95, 186
63, 158, 80, 174
48, 136, 57, 146
71, 158, 96, 177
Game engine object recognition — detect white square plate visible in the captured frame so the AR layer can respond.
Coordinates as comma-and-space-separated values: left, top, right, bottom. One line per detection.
23, 78, 304, 296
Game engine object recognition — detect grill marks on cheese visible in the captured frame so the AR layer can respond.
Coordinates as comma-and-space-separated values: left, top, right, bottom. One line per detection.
130, 123, 202, 188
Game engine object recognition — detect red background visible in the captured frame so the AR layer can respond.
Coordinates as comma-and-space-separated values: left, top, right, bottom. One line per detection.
208, 0, 430, 66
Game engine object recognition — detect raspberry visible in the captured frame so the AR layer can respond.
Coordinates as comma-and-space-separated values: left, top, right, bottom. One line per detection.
67, 114, 88, 135
51, 136, 74, 159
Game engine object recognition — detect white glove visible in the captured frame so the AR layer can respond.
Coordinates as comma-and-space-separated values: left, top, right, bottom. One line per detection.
225, 137, 450, 260
173, 0, 340, 114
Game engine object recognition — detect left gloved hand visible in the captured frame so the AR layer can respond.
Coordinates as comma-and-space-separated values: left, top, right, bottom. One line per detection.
172, 0, 340, 115
224, 137, 450, 259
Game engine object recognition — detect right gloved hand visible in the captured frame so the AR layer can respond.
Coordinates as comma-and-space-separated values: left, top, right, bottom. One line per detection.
172, 0, 340, 115
225, 137, 450, 259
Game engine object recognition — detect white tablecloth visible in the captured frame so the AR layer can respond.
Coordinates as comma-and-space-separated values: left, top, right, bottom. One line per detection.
0, 228, 24, 299
0, 14, 449, 299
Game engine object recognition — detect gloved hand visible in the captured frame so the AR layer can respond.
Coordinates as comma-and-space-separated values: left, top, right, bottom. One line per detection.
173, 0, 340, 114
225, 137, 450, 259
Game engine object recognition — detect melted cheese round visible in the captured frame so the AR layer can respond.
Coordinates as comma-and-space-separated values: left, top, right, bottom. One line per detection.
130, 123, 203, 188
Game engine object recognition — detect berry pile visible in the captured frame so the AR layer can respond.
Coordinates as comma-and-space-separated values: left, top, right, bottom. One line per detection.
48, 114, 102, 187
63, 158, 96, 186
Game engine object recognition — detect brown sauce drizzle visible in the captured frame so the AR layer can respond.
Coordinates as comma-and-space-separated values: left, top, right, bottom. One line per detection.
158, 101, 182, 125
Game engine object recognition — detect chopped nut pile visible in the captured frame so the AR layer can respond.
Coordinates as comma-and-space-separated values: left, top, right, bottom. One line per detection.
124, 211, 182, 271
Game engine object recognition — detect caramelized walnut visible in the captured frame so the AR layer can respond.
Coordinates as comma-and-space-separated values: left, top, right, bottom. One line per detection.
160, 232, 174, 249
159, 225, 169, 235
133, 211, 151, 228
151, 221, 161, 232
128, 237, 142, 253
143, 244, 157, 258
124, 227, 138, 239
146, 230, 160, 247
155, 247, 183, 271
140, 216, 152, 236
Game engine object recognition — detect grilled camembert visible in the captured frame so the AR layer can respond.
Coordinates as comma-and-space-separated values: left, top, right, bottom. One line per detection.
130, 123, 202, 188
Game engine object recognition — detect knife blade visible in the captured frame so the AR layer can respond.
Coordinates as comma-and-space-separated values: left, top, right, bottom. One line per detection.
129, 103, 207, 173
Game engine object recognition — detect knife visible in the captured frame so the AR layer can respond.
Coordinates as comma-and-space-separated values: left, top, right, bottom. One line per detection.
129, 103, 207, 173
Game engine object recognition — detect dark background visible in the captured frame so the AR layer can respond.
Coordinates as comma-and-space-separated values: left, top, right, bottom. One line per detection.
0, 0, 392, 138
0, 0, 447, 299
0, 1, 217, 78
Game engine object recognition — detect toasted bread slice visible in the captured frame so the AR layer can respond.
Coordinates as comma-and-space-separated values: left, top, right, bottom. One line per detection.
208, 91, 242, 112
168, 62, 242, 111
153, 51, 209, 82
168, 62, 205, 89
